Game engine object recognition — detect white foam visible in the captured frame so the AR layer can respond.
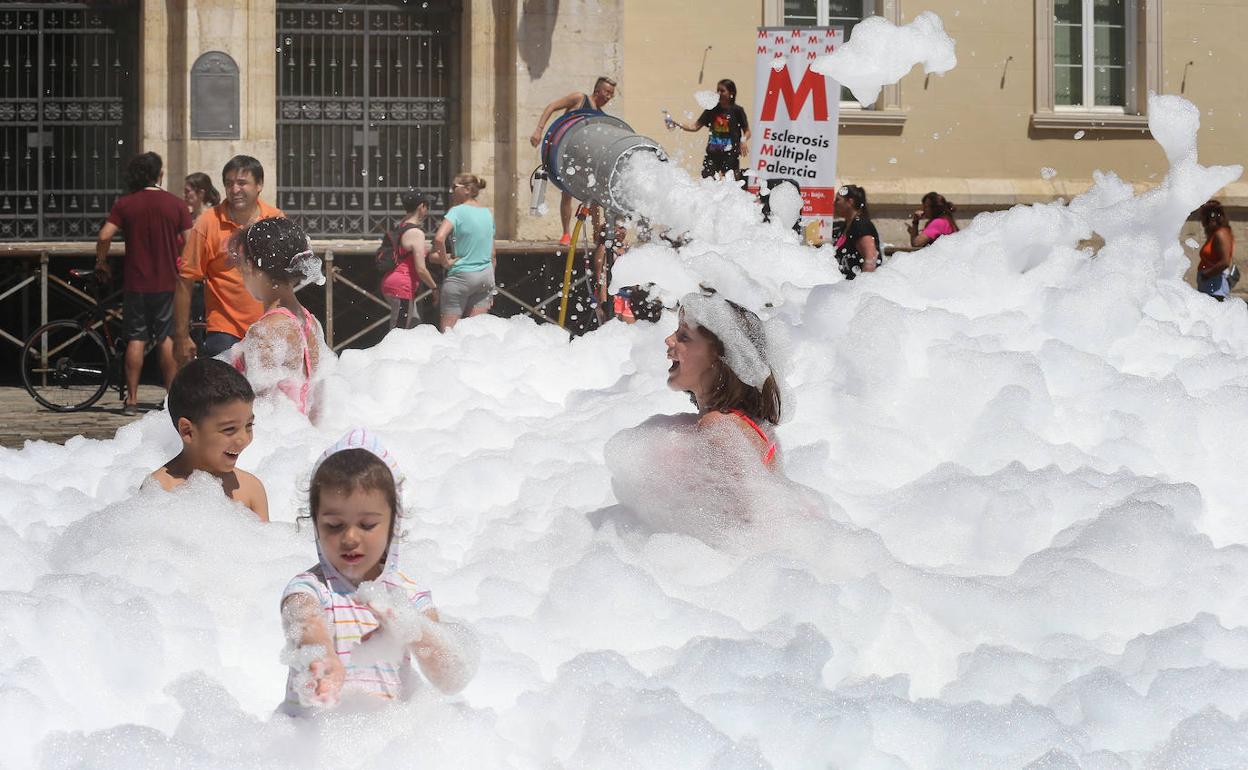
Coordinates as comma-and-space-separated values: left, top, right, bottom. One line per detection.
767, 180, 803, 231
693, 90, 718, 110
812, 11, 957, 105
4, 45, 1248, 770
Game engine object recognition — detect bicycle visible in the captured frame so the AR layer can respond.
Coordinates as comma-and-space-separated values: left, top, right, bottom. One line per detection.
19, 269, 142, 412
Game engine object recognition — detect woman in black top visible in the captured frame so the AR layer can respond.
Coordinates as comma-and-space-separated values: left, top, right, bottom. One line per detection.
668, 78, 751, 182
832, 185, 881, 279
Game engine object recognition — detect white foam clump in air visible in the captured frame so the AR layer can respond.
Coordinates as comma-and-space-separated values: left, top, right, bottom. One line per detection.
10, 41, 1248, 765
767, 179, 803, 230
292, 250, 326, 289
693, 90, 718, 110
812, 11, 957, 105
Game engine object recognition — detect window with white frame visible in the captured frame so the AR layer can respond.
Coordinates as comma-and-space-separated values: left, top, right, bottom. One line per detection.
1053, 0, 1133, 110
783, 0, 866, 34
782, 0, 869, 103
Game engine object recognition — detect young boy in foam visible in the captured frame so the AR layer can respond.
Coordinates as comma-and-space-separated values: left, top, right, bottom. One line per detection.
150, 357, 269, 521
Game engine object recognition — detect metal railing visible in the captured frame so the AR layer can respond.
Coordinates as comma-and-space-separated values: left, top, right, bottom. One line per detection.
0, 240, 590, 354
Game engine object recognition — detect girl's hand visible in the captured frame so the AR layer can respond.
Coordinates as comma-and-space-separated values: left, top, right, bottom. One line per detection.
307, 651, 345, 706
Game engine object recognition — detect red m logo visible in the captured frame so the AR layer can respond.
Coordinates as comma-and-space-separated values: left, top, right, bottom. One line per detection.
760, 65, 828, 121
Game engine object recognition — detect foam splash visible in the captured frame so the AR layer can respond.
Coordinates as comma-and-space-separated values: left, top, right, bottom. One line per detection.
767, 180, 803, 230
693, 90, 719, 110
812, 11, 957, 105
2, 57, 1248, 770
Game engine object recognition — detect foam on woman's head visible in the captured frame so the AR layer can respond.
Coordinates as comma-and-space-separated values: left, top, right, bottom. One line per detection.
679, 293, 772, 390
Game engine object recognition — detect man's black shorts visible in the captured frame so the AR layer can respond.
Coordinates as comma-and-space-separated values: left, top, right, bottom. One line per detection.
123, 291, 174, 342
701, 153, 742, 180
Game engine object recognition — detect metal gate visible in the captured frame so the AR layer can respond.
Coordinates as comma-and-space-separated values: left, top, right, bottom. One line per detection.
276, 0, 458, 238
0, 4, 139, 241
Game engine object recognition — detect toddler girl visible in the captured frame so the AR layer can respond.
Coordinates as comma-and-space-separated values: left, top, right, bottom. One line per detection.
228, 216, 325, 414
280, 429, 476, 713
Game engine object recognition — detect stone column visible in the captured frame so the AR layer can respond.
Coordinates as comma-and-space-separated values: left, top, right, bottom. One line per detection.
148, 0, 278, 196
461, 0, 503, 228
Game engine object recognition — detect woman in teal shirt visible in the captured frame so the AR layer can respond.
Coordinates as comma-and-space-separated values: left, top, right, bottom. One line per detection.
432, 173, 496, 330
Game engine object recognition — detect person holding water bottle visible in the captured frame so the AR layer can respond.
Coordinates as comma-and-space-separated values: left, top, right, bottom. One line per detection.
666, 78, 750, 182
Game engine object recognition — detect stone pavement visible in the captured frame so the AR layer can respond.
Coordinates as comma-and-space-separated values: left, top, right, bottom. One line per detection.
0, 384, 167, 448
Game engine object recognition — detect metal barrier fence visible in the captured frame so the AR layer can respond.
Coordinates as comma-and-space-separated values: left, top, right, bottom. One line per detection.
0, 240, 597, 356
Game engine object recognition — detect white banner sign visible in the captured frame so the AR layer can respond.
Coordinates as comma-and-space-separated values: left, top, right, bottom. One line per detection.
751, 27, 842, 217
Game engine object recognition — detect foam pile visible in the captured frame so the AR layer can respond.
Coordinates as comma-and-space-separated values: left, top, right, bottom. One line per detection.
2, 51, 1248, 770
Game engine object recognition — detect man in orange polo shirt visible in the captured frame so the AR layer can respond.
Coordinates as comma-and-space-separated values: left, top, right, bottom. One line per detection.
173, 155, 284, 364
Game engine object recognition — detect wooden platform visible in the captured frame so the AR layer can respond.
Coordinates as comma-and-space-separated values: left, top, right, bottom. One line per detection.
0, 384, 166, 448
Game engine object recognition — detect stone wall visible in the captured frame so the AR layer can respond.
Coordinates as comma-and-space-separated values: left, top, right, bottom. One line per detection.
142, 0, 277, 198
130, 0, 1246, 240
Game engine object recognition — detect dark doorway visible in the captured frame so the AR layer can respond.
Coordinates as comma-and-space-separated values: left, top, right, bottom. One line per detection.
275, 0, 460, 239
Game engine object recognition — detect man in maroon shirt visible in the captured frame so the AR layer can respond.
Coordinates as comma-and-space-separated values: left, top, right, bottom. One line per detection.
95, 152, 193, 414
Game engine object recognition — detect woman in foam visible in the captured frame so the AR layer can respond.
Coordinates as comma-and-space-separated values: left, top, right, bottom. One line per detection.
281, 429, 476, 714
603, 293, 790, 540
666, 292, 782, 469
831, 184, 881, 280
228, 216, 326, 415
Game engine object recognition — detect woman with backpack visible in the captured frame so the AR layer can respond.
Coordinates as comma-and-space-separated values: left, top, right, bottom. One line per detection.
379, 192, 433, 329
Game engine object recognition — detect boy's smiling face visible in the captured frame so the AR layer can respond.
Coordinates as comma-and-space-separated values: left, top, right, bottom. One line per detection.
178, 399, 255, 475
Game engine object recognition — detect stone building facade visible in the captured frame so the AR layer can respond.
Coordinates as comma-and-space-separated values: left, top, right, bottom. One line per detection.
2, 0, 1244, 243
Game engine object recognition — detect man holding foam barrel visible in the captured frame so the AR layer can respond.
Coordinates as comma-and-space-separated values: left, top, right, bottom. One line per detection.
529, 76, 617, 246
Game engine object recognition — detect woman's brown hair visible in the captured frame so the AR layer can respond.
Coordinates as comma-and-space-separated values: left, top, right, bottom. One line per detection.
922, 191, 959, 231
453, 172, 486, 199
186, 172, 221, 207
688, 302, 782, 425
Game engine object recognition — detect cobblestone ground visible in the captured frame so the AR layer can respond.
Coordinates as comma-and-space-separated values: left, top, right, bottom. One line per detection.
0, 384, 166, 448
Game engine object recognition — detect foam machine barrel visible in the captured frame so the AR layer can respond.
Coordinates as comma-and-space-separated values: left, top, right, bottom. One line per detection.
539, 111, 667, 215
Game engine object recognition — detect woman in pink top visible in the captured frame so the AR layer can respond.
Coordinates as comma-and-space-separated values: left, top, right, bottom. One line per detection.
381, 193, 435, 330
228, 217, 325, 415
908, 191, 959, 248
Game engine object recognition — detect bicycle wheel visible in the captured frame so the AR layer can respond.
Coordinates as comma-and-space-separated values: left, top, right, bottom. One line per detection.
20, 320, 111, 412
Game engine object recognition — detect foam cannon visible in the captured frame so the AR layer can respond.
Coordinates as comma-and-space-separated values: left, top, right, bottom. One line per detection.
532, 111, 667, 327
